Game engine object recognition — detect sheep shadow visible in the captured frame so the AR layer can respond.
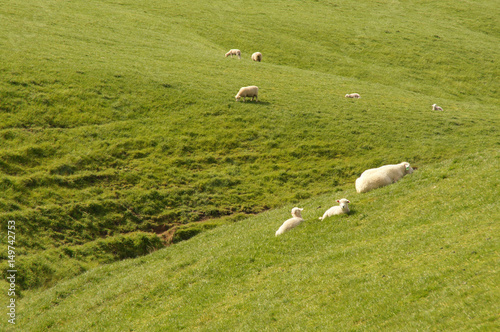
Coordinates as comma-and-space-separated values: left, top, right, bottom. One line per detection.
234, 100, 271, 105
346, 209, 359, 217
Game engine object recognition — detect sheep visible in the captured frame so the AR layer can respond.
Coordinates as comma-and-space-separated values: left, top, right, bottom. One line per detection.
235, 86, 259, 102
275, 207, 304, 236
355, 162, 414, 193
251, 52, 262, 62
432, 104, 443, 111
225, 49, 241, 59
345, 93, 361, 99
319, 199, 350, 220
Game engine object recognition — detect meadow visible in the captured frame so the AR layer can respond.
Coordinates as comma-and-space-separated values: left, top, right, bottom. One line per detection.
0, 0, 498, 330
12, 151, 500, 330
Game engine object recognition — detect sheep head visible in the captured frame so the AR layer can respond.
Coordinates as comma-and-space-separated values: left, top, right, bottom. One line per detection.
291, 207, 304, 218
404, 162, 414, 174
336, 199, 350, 210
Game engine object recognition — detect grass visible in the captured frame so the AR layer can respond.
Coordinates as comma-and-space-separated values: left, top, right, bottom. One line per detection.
0, 0, 499, 329
12, 150, 499, 331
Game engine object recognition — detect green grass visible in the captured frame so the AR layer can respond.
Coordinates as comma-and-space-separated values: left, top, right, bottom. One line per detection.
0, 0, 499, 329
12, 150, 500, 331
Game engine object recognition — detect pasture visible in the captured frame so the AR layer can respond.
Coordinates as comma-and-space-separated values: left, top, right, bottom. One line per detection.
0, 0, 498, 330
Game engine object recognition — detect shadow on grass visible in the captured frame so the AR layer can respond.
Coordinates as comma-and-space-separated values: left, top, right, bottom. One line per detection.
235, 101, 271, 105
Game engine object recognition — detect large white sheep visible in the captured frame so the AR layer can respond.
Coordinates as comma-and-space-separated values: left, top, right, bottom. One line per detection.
235, 86, 259, 102
432, 104, 443, 111
275, 207, 304, 236
355, 162, 414, 193
225, 49, 241, 59
251, 52, 262, 62
345, 93, 361, 99
319, 199, 350, 220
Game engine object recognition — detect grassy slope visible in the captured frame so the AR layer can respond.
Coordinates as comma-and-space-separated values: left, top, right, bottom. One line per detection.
0, 0, 499, 329
15, 151, 500, 331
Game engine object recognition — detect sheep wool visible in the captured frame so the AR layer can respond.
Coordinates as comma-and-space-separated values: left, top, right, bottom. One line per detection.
355, 162, 414, 193
345, 93, 361, 99
251, 52, 262, 62
319, 199, 350, 220
235, 86, 259, 102
225, 49, 241, 59
275, 207, 304, 236
432, 104, 444, 111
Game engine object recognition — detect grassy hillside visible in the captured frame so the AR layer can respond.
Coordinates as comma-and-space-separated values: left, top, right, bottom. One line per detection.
0, 0, 499, 329
13, 151, 500, 331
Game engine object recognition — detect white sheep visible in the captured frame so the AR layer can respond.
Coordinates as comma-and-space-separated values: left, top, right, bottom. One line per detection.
319, 199, 350, 220
345, 93, 361, 99
275, 207, 304, 236
355, 162, 414, 193
235, 86, 259, 102
432, 104, 443, 111
225, 49, 241, 59
251, 52, 262, 62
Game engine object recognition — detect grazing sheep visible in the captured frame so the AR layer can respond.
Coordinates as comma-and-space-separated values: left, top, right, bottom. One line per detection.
235, 86, 259, 102
432, 104, 443, 111
251, 52, 262, 62
355, 162, 414, 193
225, 49, 241, 59
319, 199, 350, 220
275, 207, 304, 236
345, 93, 361, 99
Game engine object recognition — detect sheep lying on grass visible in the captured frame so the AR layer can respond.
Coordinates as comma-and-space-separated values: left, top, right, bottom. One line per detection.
355, 162, 414, 193
225, 49, 241, 59
251, 52, 262, 62
345, 93, 361, 99
235, 86, 259, 102
275, 207, 304, 236
319, 199, 350, 220
432, 104, 443, 111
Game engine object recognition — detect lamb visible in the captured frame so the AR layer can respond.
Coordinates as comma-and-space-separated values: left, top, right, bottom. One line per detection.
235, 86, 259, 102
225, 49, 241, 59
432, 104, 443, 111
319, 199, 350, 220
251, 52, 262, 62
355, 162, 414, 193
275, 207, 304, 236
345, 93, 361, 99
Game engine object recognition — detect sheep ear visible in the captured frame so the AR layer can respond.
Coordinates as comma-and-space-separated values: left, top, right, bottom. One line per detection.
336, 200, 340, 203
405, 164, 410, 170
347, 200, 350, 203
